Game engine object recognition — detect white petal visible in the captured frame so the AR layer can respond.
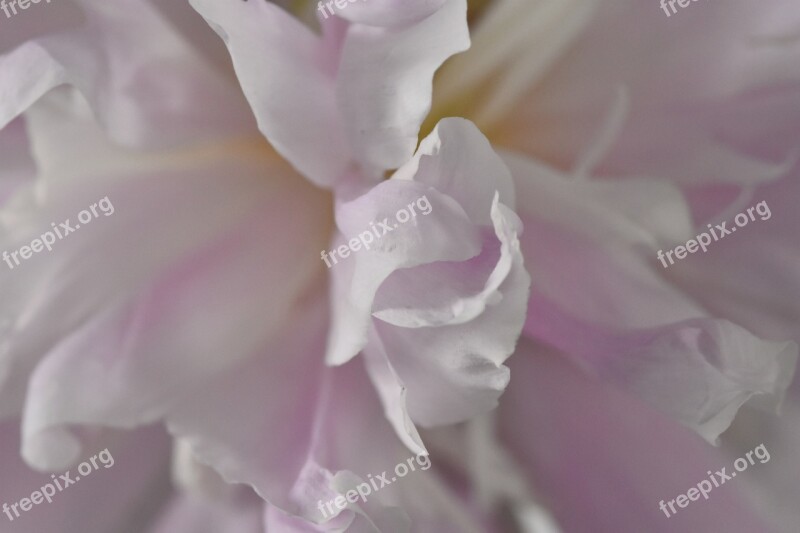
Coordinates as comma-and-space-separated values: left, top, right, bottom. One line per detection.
337, 0, 470, 171
190, 0, 351, 188
331, 0, 447, 29
326, 180, 481, 366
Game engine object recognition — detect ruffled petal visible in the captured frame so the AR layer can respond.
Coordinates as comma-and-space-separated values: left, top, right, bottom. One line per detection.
527, 297, 797, 444
369, 199, 528, 427
392, 118, 515, 225
0, 0, 253, 148
326, 179, 481, 365
508, 151, 798, 443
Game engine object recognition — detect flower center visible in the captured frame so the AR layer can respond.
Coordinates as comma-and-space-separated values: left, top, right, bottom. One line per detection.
424, 0, 599, 141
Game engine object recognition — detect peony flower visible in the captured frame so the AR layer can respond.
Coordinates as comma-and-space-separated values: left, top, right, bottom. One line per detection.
0, 0, 799, 532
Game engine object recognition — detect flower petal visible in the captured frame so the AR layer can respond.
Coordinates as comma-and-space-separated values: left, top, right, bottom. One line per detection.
326, 179, 481, 366
190, 0, 351, 188
497, 0, 800, 185
669, 167, 800, 344
17, 177, 328, 470
329, 0, 447, 29
337, 0, 470, 172
0, 0, 253, 148
0, 421, 172, 533
527, 297, 798, 444
508, 151, 798, 443
0, 118, 34, 204
393, 118, 515, 225
149, 491, 265, 533
367, 199, 528, 428
0, 107, 324, 424
373, 195, 525, 329
500, 344, 778, 533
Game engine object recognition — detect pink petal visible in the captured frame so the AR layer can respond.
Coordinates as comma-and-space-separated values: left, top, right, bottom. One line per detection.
509, 152, 797, 443
499, 345, 778, 532
0, 421, 172, 533
499, 0, 800, 185
0, 0, 252, 148
669, 167, 800, 344
18, 181, 328, 470
527, 296, 797, 444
